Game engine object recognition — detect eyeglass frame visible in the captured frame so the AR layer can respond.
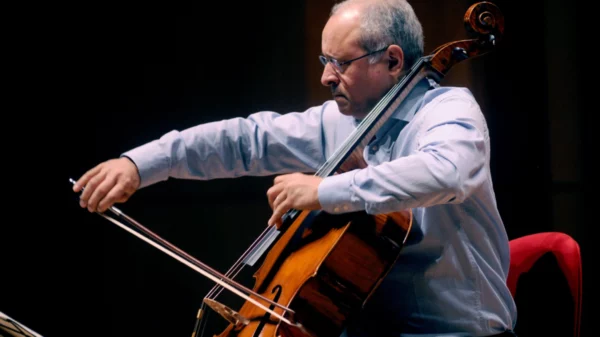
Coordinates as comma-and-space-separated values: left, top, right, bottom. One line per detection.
319, 45, 390, 74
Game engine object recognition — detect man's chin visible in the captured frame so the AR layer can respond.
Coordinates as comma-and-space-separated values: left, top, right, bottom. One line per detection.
334, 101, 365, 119
334, 96, 352, 114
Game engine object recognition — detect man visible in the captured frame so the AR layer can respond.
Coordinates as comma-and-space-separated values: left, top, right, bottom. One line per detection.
73, 0, 517, 336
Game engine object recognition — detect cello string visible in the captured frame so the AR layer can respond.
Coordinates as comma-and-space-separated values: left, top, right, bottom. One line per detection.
203, 224, 281, 302
315, 58, 426, 178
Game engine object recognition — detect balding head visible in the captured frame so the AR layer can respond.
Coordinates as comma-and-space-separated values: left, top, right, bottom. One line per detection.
329, 0, 424, 70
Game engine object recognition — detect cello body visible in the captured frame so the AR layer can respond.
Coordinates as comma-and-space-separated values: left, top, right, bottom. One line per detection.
215, 207, 412, 337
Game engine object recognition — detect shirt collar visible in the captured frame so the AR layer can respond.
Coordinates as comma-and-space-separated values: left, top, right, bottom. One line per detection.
353, 77, 435, 141
389, 76, 435, 122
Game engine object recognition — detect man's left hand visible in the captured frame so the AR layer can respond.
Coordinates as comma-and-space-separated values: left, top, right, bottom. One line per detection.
267, 172, 323, 228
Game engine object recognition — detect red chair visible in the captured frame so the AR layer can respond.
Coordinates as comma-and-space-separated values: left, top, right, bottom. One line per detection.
507, 232, 582, 337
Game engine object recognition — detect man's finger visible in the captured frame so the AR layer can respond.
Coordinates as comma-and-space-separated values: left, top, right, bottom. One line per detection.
269, 196, 290, 227
87, 174, 117, 212
272, 190, 287, 211
73, 164, 102, 192
79, 170, 106, 205
273, 173, 292, 185
97, 183, 128, 213
267, 183, 284, 210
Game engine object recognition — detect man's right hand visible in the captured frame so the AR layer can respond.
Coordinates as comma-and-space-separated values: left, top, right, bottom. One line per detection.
72, 157, 141, 213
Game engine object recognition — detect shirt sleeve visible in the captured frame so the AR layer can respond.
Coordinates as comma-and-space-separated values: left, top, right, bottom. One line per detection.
317, 94, 490, 215
122, 106, 327, 189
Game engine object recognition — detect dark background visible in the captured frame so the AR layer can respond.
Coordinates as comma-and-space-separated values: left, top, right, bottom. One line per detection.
2, 0, 591, 336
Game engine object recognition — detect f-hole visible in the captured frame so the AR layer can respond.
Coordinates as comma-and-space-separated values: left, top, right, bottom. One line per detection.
252, 285, 283, 337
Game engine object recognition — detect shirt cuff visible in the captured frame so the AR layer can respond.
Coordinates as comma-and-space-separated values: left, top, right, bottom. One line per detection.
120, 140, 171, 189
317, 169, 364, 214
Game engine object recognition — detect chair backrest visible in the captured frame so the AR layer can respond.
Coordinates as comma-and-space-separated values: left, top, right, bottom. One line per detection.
507, 232, 582, 337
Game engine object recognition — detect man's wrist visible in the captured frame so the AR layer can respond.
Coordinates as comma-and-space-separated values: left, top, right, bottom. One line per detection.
317, 170, 363, 213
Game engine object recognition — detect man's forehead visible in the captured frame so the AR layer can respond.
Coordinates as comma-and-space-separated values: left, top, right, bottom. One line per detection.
322, 10, 363, 56
325, 5, 362, 33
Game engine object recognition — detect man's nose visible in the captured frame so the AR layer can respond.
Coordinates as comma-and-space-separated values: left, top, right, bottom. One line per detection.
320, 63, 340, 87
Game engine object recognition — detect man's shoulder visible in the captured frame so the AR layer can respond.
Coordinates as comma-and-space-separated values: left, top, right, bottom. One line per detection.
414, 84, 488, 129
422, 84, 479, 107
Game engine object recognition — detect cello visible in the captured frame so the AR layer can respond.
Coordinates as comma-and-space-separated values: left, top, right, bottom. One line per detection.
71, 2, 504, 336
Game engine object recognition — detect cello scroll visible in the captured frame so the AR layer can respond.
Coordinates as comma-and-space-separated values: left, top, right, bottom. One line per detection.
427, 1, 504, 80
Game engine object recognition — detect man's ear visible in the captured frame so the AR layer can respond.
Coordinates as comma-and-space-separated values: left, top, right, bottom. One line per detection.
387, 45, 404, 75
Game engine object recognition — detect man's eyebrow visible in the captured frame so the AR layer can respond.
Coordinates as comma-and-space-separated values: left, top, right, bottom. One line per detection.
321, 47, 339, 57
321, 52, 340, 60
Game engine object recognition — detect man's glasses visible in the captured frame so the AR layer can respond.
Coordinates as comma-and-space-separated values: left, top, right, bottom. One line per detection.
319, 45, 389, 74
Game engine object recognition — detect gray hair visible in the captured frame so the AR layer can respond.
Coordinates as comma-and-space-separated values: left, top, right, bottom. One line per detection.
331, 0, 424, 70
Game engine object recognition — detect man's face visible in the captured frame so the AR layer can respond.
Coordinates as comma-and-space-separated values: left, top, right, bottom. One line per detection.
320, 7, 395, 120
